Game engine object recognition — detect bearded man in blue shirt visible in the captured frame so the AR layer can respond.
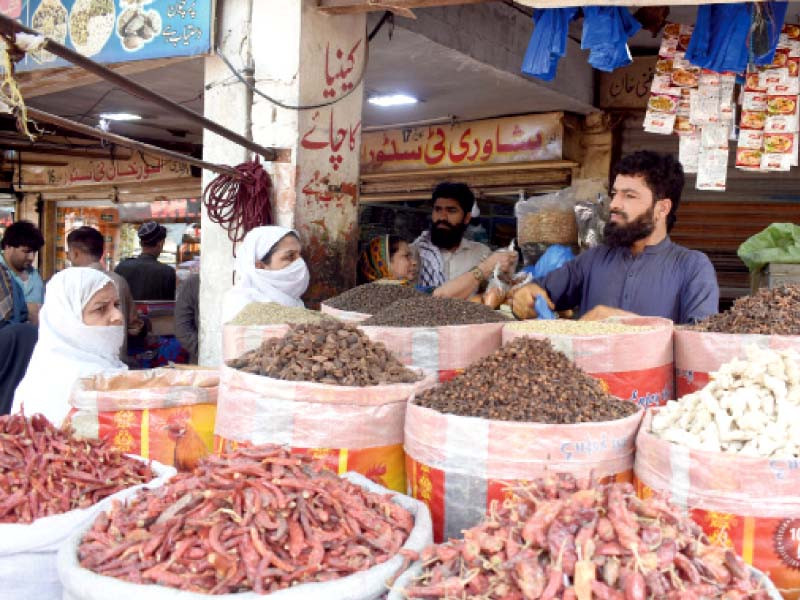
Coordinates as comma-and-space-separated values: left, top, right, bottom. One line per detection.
512, 151, 719, 325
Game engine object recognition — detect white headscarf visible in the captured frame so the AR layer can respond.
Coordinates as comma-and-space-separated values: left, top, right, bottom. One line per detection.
222, 226, 310, 322
13, 267, 127, 425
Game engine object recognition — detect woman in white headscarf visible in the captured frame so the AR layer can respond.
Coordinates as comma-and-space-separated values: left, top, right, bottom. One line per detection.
222, 226, 310, 322
12, 267, 126, 425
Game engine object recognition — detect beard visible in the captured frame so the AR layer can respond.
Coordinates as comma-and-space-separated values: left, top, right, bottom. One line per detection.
430, 221, 467, 249
603, 205, 656, 248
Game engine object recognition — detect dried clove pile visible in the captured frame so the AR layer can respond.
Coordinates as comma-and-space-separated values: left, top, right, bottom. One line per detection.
363, 297, 510, 327
414, 338, 638, 423
227, 320, 420, 386
692, 285, 800, 335
323, 283, 424, 315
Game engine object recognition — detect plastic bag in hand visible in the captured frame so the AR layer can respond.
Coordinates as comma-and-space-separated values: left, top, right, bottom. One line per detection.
521, 8, 578, 81
535, 294, 557, 320
581, 7, 641, 72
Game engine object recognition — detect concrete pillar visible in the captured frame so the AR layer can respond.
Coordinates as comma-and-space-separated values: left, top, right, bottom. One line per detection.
199, 0, 365, 365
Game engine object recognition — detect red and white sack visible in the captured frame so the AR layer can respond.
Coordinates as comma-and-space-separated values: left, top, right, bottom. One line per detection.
214, 365, 436, 493
0, 460, 174, 600
405, 402, 644, 542
636, 413, 800, 600
67, 368, 219, 469
675, 329, 800, 396
360, 322, 505, 383
320, 303, 371, 323
503, 317, 675, 406
222, 323, 291, 361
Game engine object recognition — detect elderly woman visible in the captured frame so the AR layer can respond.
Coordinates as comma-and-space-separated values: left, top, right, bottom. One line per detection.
13, 267, 126, 424
222, 226, 310, 322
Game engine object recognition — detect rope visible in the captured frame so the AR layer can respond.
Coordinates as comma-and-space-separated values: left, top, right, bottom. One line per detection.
202, 158, 273, 248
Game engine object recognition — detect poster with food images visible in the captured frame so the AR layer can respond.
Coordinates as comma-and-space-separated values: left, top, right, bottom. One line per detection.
2, 0, 212, 71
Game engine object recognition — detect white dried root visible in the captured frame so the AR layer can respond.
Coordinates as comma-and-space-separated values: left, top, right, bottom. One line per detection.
651, 344, 800, 458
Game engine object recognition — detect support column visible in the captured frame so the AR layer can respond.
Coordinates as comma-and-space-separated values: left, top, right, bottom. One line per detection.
199, 0, 365, 365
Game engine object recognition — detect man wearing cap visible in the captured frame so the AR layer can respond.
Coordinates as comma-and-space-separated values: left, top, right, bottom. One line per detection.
115, 222, 176, 301
413, 182, 514, 289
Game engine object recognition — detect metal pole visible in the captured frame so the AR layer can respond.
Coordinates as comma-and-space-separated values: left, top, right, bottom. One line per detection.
26, 107, 241, 178
0, 13, 285, 163
0, 137, 133, 159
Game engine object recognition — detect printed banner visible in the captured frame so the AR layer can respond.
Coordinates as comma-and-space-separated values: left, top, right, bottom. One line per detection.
4, 1, 212, 71
360, 113, 563, 173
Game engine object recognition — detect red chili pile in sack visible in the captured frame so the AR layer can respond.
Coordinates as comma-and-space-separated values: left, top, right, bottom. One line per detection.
0, 413, 154, 523
79, 445, 415, 594
404, 475, 772, 599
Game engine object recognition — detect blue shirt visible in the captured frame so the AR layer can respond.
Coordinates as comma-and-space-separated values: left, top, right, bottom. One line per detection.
537, 237, 719, 324
0, 254, 44, 304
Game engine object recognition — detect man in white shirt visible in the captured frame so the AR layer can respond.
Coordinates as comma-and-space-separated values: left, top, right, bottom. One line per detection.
413, 182, 495, 288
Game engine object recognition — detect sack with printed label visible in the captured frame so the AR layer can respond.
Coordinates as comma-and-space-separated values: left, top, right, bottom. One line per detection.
214, 365, 436, 493
405, 402, 643, 542
636, 412, 800, 599
503, 317, 675, 407
67, 368, 218, 471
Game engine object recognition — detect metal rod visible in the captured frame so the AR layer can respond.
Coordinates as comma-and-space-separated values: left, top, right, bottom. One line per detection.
25, 107, 241, 178
0, 13, 283, 162
0, 138, 133, 159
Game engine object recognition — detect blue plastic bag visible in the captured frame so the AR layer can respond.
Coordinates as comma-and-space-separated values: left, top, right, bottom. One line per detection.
521, 8, 578, 81
529, 244, 576, 280
581, 7, 641, 72
752, 2, 788, 66
534, 294, 557, 320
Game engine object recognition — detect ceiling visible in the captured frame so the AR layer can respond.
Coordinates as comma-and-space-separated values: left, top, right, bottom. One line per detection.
11, 3, 800, 153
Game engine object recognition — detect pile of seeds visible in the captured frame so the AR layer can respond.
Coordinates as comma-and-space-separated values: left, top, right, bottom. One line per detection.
692, 285, 800, 335
363, 297, 510, 327
323, 282, 424, 315
228, 302, 331, 326
506, 319, 655, 336
414, 338, 638, 422
227, 320, 420, 385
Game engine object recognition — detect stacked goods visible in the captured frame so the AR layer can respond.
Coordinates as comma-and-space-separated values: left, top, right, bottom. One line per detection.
361, 297, 508, 383
636, 346, 800, 598
321, 283, 425, 322
504, 317, 675, 407
0, 414, 173, 600
226, 320, 420, 386
676, 286, 800, 395
223, 302, 332, 361
390, 476, 780, 600
58, 445, 433, 600
217, 322, 434, 493
405, 338, 643, 541
67, 368, 219, 471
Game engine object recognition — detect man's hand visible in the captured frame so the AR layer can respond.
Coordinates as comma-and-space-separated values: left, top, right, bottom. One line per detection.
580, 305, 636, 321
510, 283, 554, 320
479, 251, 517, 278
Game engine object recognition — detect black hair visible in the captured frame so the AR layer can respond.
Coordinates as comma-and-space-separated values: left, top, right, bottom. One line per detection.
431, 182, 475, 216
612, 151, 684, 231
67, 226, 104, 260
260, 232, 299, 265
387, 235, 405, 260
1, 220, 44, 251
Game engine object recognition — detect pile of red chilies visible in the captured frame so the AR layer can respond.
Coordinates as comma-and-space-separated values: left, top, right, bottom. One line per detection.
79, 445, 415, 594
405, 475, 769, 600
0, 413, 154, 523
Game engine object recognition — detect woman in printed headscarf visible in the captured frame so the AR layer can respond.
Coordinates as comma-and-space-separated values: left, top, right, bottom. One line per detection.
357, 235, 419, 284
222, 226, 310, 323
12, 267, 126, 425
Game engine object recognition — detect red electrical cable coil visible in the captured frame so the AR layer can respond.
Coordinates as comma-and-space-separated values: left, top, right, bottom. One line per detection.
202, 159, 273, 244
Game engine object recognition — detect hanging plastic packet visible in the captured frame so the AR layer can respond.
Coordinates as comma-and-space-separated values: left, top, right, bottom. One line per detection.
686, 4, 751, 74
581, 7, 641, 72
521, 8, 578, 81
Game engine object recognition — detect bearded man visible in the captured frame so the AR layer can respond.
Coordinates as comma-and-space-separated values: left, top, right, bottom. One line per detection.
414, 182, 512, 288
511, 151, 719, 324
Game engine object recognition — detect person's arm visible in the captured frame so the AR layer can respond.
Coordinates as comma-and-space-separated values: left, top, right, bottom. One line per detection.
432, 251, 517, 300
680, 253, 720, 324
174, 276, 199, 360
510, 255, 587, 320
